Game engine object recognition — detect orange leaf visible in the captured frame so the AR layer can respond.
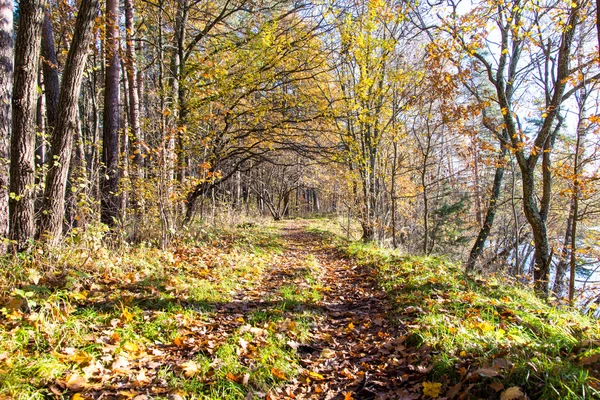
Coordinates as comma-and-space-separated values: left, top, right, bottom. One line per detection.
271, 367, 287, 380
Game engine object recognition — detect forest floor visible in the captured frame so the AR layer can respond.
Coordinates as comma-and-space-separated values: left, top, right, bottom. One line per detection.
0, 220, 600, 399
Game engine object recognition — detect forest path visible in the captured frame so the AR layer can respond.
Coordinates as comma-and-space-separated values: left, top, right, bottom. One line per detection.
38, 221, 431, 399
252, 221, 430, 399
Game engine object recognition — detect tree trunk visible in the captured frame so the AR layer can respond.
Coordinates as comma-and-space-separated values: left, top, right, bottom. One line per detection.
124, 0, 142, 239
41, 10, 59, 134
0, 0, 13, 253
9, 0, 45, 250
521, 168, 551, 296
100, 0, 120, 227
554, 199, 574, 297
38, 0, 99, 242
35, 68, 45, 170
465, 146, 507, 272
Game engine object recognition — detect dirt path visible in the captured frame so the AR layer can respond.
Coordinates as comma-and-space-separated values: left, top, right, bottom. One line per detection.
260, 223, 430, 399
75, 222, 429, 399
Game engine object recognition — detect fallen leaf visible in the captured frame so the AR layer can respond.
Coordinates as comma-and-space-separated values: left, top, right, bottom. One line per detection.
580, 353, 600, 365
489, 382, 504, 392
474, 367, 500, 378
121, 308, 134, 322
66, 373, 86, 391
122, 341, 139, 353
500, 387, 527, 400
321, 348, 336, 358
226, 372, 242, 383
180, 360, 200, 378
271, 367, 287, 380
446, 382, 462, 398
112, 356, 130, 371
422, 381, 442, 398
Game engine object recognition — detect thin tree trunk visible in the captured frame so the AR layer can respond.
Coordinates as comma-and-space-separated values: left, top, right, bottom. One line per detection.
35, 67, 45, 171
124, 0, 142, 239
9, 0, 45, 250
38, 0, 99, 241
41, 10, 59, 135
465, 146, 507, 272
554, 199, 574, 297
0, 0, 13, 253
100, 0, 120, 226
569, 195, 579, 305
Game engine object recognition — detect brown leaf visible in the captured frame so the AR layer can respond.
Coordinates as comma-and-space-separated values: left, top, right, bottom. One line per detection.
112, 356, 130, 371
500, 387, 527, 400
226, 372, 242, 383
66, 373, 86, 391
446, 382, 462, 398
580, 353, 600, 366
489, 382, 504, 392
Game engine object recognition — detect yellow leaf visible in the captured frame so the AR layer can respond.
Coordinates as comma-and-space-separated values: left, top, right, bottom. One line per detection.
70, 350, 92, 367
72, 394, 86, 400
477, 321, 494, 332
122, 341, 139, 353
320, 348, 336, 358
459, 350, 467, 357
423, 381, 442, 398
308, 371, 325, 380
121, 308, 134, 322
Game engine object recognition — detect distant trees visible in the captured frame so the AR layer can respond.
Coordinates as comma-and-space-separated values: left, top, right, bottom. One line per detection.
436, 0, 597, 296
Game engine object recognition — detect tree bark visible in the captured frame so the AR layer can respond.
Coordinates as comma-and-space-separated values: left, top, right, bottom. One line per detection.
100, 0, 120, 227
38, 0, 99, 242
9, 0, 45, 250
41, 10, 59, 134
124, 0, 142, 239
465, 146, 507, 273
124, 0, 142, 172
0, 0, 13, 253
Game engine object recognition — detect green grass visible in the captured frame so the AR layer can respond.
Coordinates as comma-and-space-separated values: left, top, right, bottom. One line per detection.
341, 239, 600, 399
0, 222, 326, 399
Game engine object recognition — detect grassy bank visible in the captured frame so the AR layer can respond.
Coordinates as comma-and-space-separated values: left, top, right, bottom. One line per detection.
308, 224, 600, 399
